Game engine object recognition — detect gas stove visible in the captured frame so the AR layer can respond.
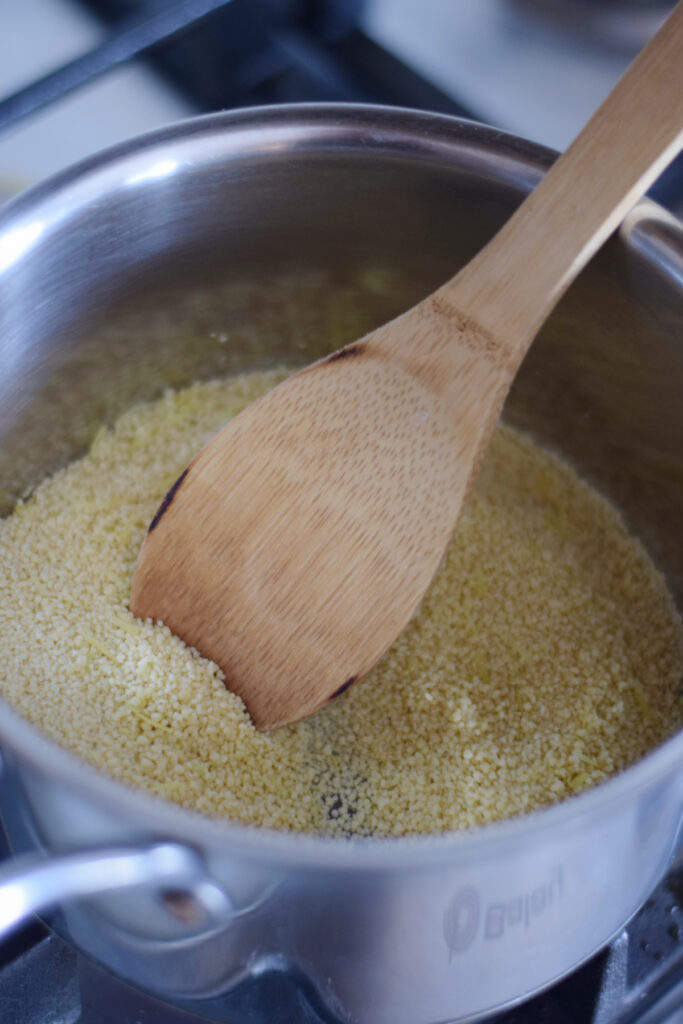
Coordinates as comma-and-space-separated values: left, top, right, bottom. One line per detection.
0, 2, 682, 1022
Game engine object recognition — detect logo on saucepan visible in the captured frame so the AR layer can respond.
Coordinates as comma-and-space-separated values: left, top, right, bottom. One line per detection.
443, 866, 563, 958
443, 885, 480, 957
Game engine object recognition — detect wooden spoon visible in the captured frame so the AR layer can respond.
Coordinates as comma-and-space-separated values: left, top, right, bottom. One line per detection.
131, 4, 683, 730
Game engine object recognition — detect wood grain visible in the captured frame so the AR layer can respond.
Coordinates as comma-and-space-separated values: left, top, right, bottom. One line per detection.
131, 3, 683, 729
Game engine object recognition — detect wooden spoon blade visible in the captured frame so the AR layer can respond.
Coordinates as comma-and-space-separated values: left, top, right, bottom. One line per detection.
131, 339, 492, 729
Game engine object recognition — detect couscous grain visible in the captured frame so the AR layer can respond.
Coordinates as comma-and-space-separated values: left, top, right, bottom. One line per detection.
0, 370, 681, 836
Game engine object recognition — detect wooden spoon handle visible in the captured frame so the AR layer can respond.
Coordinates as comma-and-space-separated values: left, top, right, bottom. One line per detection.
442, 1, 683, 360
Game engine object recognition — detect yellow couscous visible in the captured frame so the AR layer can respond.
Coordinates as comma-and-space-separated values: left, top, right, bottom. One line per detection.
0, 370, 681, 836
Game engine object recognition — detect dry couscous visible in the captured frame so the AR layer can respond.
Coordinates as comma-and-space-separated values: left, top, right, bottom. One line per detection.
0, 369, 681, 836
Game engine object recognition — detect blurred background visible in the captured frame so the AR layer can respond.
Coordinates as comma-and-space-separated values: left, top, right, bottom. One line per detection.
0, 0, 680, 208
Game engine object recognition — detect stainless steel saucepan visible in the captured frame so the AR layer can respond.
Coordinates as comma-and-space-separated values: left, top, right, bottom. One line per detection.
0, 105, 681, 1024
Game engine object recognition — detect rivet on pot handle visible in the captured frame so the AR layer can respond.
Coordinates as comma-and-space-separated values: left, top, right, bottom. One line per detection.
0, 843, 234, 941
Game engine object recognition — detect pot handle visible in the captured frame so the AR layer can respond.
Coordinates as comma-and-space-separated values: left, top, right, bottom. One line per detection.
0, 842, 234, 941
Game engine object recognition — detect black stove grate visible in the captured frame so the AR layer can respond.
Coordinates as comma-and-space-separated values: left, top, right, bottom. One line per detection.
0, 0, 472, 135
